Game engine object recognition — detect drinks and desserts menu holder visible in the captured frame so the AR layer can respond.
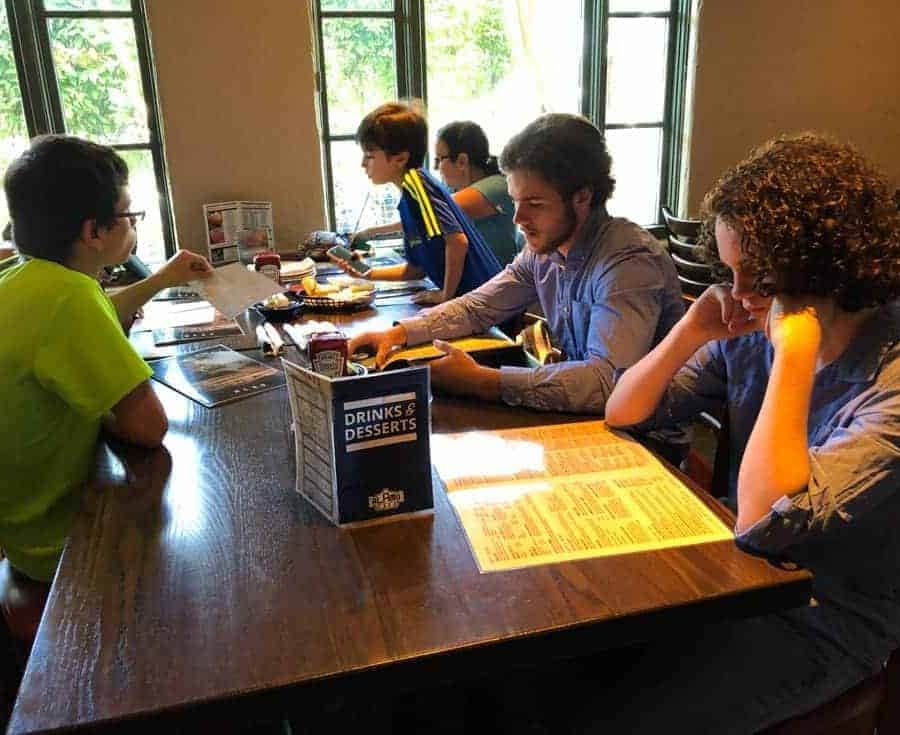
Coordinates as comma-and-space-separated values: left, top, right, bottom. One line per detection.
150, 344, 285, 408
283, 358, 433, 526
431, 421, 733, 573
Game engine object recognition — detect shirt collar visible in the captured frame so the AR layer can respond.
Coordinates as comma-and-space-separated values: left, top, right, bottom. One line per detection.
834, 301, 900, 383
548, 206, 611, 267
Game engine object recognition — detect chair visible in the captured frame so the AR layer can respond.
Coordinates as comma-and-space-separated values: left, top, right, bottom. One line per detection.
661, 204, 701, 241
759, 650, 900, 734
661, 205, 715, 302
0, 558, 50, 726
680, 410, 730, 500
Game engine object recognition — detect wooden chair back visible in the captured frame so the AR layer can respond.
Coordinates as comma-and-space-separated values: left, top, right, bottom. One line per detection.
661, 205, 701, 241
661, 207, 714, 302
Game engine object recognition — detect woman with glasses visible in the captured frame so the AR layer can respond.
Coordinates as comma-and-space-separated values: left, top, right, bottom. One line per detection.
352, 120, 521, 267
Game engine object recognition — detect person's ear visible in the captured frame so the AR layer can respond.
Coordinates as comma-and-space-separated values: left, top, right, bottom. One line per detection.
392, 151, 410, 170
572, 187, 593, 211
78, 218, 106, 255
79, 218, 98, 243
456, 152, 469, 169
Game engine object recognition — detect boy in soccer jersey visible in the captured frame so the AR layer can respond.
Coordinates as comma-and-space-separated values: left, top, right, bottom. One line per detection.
349, 101, 501, 305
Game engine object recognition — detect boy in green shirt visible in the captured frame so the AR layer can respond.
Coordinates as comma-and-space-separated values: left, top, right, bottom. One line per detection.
0, 135, 213, 582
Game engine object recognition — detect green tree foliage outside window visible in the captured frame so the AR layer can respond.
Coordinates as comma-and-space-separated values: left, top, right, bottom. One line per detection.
0, 16, 139, 143
426, 1, 511, 100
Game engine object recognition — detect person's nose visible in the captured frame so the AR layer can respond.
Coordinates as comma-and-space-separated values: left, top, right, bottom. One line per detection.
513, 204, 527, 227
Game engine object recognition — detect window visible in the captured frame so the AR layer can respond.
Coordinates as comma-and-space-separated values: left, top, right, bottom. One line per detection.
311, 0, 692, 232
2, 0, 173, 266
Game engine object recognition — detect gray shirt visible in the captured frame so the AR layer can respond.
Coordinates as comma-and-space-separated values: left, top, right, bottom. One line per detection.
400, 210, 685, 414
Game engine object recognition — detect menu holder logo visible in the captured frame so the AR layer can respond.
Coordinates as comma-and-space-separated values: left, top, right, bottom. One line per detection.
368, 488, 406, 513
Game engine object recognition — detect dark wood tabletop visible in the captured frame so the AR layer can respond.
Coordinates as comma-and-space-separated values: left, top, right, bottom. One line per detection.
8, 301, 812, 734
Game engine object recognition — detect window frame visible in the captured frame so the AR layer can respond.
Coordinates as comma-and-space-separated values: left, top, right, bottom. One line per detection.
5, 0, 176, 258
311, 0, 692, 229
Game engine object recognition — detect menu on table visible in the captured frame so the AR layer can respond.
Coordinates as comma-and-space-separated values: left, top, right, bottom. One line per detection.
131, 300, 218, 332
152, 321, 244, 346
431, 421, 733, 573
150, 344, 285, 408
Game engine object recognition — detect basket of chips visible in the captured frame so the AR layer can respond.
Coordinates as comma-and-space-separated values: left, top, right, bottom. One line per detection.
295, 275, 376, 312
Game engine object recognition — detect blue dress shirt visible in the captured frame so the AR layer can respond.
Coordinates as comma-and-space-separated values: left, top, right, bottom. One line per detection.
400, 209, 685, 414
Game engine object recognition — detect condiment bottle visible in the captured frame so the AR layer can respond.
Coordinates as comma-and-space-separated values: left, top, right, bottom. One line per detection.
307, 331, 348, 378
254, 251, 282, 283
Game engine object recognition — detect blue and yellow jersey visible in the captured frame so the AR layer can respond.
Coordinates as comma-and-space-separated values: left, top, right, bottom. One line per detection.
397, 168, 501, 297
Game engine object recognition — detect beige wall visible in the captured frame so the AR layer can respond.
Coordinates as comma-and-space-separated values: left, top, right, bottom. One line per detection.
146, 1, 325, 255
685, 0, 900, 214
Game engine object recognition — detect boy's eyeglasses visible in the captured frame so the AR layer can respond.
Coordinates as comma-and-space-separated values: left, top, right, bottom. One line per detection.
116, 211, 146, 224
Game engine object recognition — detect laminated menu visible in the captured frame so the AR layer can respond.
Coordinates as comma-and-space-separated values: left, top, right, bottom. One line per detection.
431, 421, 733, 573
150, 344, 285, 407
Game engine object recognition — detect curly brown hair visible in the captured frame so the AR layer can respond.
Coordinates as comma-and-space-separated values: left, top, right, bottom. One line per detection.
698, 133, 900, 311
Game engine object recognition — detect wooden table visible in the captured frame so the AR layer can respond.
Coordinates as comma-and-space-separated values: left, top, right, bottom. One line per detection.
8, 302, 812, 734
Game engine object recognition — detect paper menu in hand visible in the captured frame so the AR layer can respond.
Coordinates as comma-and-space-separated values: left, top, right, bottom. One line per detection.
194, 262, 282, 317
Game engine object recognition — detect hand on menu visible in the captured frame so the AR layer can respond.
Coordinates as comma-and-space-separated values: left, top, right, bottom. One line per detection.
348, 325, 407, 368
429, 340, 500, 401
156, 249, 214, 288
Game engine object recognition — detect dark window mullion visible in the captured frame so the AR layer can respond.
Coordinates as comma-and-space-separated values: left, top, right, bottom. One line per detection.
395, 0, 424, 100
580, 0, 606, 125
6, 0, 53, 134
604, 122, 664, 130
31, 2, 65, 131
658, 0, 691, 218
312, 0, 337, 230
130, 0, 175, 256
42, 9, 131, 19
319, 10, 394, 19
607, 11, 669, 18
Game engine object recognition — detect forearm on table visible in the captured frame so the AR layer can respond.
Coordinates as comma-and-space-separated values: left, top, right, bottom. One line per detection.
368, 263, 423, 281
498, 358, 617, 414
736, 342, 817, 532
457, 365, 501, 402
401, 287, 514, 346
605, 320, 706, 427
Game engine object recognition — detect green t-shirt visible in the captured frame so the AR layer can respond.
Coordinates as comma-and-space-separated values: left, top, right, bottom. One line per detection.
0, 258, 151, 581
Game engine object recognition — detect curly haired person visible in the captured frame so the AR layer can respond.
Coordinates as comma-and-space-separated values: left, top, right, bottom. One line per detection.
566, 133, 900, 733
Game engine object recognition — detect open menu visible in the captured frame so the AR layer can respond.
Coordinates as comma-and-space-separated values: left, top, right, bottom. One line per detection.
356, 329, 523, 371
150, 344, 285, 407
431, 421, 733, 573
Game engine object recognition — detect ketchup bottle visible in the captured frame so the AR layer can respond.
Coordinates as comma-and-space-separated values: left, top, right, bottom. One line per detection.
307, 331, 348, 377
254, 250, 282, 283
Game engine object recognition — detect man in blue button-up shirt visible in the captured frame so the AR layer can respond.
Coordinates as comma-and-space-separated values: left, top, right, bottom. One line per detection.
350, 114, 684, 416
